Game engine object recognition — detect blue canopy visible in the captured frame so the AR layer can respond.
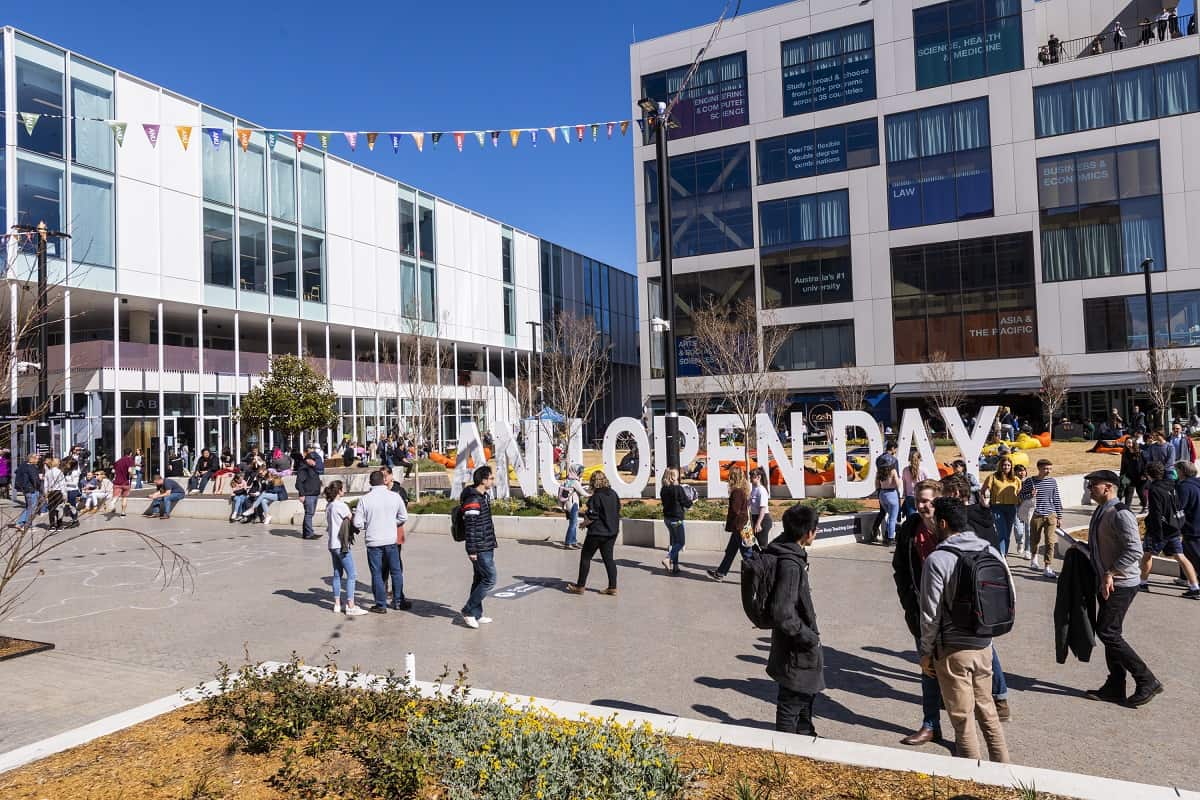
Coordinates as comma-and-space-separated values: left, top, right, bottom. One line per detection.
532, 406, 565, 424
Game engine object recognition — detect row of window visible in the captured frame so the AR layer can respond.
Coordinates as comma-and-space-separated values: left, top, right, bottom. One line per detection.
756, 119, 879, 184
1084, 290, 1200, 353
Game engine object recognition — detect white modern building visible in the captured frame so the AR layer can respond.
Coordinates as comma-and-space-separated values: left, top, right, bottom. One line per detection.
631, 0, 1200, 430
2, 27, 640, 473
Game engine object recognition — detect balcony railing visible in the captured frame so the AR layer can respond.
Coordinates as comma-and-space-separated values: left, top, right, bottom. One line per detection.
1042, 14, 1196, 65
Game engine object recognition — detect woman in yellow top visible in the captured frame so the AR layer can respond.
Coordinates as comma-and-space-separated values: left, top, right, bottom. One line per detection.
982, 456, 1022, 556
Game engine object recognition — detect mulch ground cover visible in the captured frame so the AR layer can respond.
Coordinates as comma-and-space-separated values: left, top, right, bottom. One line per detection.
0, 635, 53, 662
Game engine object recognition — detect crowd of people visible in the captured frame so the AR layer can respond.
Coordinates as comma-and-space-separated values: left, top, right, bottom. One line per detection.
1040, 8, 1195, 63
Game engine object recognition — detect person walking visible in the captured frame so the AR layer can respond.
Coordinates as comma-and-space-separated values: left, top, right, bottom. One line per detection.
1119, 439, 1145, 510
749, 467, 772, 549
42, 457, 67, 532
982, 456, 1021, 557
707, 465, 752, 581
1156, 461, 1200, 598
355, 469, 409, 614
876, 463, 902, 546
1019, 458, 1063, 578
901, 451, 932, 520
1141, 461, 1200, 596
660, 467, 694, 575
61, 457, 82, 528
766, 503, 824, 735
110, 449, 135, 517
1143, 430, 1173, 473
324, 480, 366, 616
460, 465, 498, 629
295, 450, 323, 540
1082, 469, 1164, 706
919, 496, 1011, 763
144, 474, 186, 519
565, 470, 621, 595
560, 463, 589, 549
1013, 464, 1032, 557
1168, 422, 1196, 474
14, 453, 43, 530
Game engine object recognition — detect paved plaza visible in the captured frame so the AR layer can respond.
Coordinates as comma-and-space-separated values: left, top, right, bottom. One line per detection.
1, 513, 1197, 791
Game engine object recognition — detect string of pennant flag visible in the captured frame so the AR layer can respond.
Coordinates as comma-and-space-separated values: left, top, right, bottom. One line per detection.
7, 110, 646, 153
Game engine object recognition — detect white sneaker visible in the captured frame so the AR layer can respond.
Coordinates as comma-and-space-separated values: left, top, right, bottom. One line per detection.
332, 602, 342, 614
345, 605, 367, 617
463, 615, 480, 629
477, 616, 493, 624
262, 515, 271, 525
1030, 557, 1041, 571
1044, 566, 1057, 579
242, 509, 255, 516
229, 514, 238, 522
661, 557, 672, 571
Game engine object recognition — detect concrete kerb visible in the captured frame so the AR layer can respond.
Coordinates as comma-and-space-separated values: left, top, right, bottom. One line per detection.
0, 661, 1193, 800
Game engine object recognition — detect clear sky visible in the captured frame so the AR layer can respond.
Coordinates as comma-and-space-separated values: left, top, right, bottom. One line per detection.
8, 0, 780, 272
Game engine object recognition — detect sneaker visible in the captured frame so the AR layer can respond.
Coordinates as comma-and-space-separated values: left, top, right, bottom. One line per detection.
368, 605, 387, 614
1182, 588, 1200, 600
262, 515, 271, 525
661, 557, 672, 571
563, 583, 584, 595
569, 543, 582, 550
706, 570, 725, 582
463, 615, 480, 629
477, 616, 493, 624
1043, 566, 1057, 579
229, 514, 238, 522
1029, 557, 1041, 571
242, 509, 254, 516
345, 606, 368, 617
332, 602, 342, 614
994, 698, 1011, 722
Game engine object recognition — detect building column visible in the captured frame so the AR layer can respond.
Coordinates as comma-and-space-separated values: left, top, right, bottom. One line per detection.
527, 351, 533, 416
508, 349, 514, 424
435, 339, 443, 447
324, 323, 332, 455
374, 330, 381, 444
484, 346, 490, 431
113, 296, 121, 463
9, 283, 17, 452
196, 307, 205, 453
453, 341, 460, 437
266, 317, 273, 449
63, 290, 72, 452
158, 302, 165, 476
350, 328, 357, 447
296, 318, 303, 450
234, 311, 241, 462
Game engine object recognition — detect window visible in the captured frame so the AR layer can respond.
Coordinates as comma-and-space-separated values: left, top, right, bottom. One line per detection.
302, 234, 323, 302
238, 130, 266, 214
503, 287, 515, 336
885, 98, 993, 229
399, 194, 415, 257
17, 158, 64, 258
202, 109, 233, 205
239, 217, 267, 293
644, 143, 752, 260
271, 227, 297, 298
418, 196, 435, 262
270, 142, 296, 222
769, 321, 855, 371
401, 261, 417, 319
890, 233, 1036, 363
16, 37, 65, 159
70, 171, 114, 268
759, 190, 852, 308
647, 266, 755, 377
781, 22, 876, 115
70, 57, 113, 172
640, 52, 747, 140
501, 231, 514, 283
299, 153, 324, 229
1034, 57, 1200, 137
419, 264, 436, 321
1080, 290, 1200, 352
1038, 141, 1165, 281
203, 208, 235, 287
757, 119, 878, 184
914, 0, 1023, 90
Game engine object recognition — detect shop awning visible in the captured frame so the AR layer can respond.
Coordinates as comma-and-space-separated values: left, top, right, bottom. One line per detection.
890, 375, 1042, 396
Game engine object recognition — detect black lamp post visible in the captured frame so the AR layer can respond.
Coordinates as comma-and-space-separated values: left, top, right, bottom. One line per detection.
1142, 256, 1160, 425
639, 97, 681, 471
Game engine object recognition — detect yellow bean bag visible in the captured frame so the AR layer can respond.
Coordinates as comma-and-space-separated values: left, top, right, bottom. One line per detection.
1015, 434, 1042, 450
810, 454, 830, 470
1008, 450, 1030, 468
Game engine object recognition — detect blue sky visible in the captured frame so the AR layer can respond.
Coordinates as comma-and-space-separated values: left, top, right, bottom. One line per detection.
8, 0, 781, 271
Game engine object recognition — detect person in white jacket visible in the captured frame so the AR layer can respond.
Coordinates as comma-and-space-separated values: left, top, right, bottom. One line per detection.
324, 480, 365, 616
353, 469, 409, 614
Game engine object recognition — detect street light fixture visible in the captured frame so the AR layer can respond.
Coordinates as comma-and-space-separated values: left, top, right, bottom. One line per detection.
639, 97, 682, 471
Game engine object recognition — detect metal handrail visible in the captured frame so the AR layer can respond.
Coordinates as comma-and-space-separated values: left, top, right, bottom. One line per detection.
1039, 13, 1196, 65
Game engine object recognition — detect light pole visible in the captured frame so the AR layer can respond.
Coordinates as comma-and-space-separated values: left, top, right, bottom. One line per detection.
1142, 256, 1161, 426
639, 97, 681, 470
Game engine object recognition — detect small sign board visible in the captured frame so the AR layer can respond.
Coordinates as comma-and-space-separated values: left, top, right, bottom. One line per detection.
815, 515, 861, 541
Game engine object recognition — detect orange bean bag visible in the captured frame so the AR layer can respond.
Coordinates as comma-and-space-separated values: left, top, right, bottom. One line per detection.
937, 463, 953, 478
1036, 432, 1052, 448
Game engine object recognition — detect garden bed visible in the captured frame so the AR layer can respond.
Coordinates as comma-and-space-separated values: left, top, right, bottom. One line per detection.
0, 636, 53, 662
0, 659, 1063, 800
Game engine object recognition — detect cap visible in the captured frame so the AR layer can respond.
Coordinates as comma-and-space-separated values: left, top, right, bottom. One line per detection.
1084, 469, 1120, 486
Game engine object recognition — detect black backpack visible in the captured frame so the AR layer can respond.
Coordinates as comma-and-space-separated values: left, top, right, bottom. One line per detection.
450, 504, 467, 542
940, 545, 1015, 638
740, 551, 799, 630
1155, 484, 1185, 537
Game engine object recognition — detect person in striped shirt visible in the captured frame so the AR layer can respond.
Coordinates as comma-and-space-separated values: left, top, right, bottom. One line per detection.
1019, 459, 1064, 578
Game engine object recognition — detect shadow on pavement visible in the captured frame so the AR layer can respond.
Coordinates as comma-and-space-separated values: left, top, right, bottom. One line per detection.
612, 557, 723, 584
862, 645, 1079, 697
591, 699, 672, 715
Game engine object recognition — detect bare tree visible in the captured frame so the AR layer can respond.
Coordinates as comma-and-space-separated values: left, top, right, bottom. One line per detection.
833, 365, 872, 413
542, 310, 611, 441
1137, 349, 1187, 428
1037, 351, 1071, 435
396, 318, 450, 499
688, 297, 791, 465
920, 351, 966, 425
503, 355, 537, 421
680, 389, 711, 426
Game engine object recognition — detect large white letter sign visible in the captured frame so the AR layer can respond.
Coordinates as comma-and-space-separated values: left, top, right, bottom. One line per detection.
451, 421, 486, 499
565, 418, 584, 470
942, 405, 998, 482
491, 423, 515, 499
706, 413, 744, 500
493, 421, 537, 498
896, 408, 938, 477
653, 415, 700, 497
757, 412, 805, 499
832, 410, 884, 499
602, 417, 651, 499
537, 418, 561, 496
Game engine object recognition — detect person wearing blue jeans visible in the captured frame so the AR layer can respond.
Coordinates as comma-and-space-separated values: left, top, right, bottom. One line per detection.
460, 466, 498, 629
660, 468, 694, 575
463, 549, 497, 622
144, 475, 185, 518
14, 453, 43, 529
17, 490, 41, 529
366, 543, 404, 609
877, 465, 901, 545
559, 464, 588, 548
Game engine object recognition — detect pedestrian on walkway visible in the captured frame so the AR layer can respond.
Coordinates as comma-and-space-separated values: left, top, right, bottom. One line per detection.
1119, 439, 1145, 510
1013, 464, 1032, 557
708, 465, 751, 581
660, 467, 694, 575
982, 456, 1021, 556
133, 448, 144, 489
1019, 458, 1063, 578
1082, 469, 1164, 706
62, 457, 82, 527
355, 469, 409, 614
14, 453, 43, 530
460, 465, 498, 629
1143, 430, 1173, 473
295, 450, 323, 540
565, 470, 621, 595
1161, 460, 1200, 598
902, 451, 932, 520
110, 449, 135, 517
325, 480, 366, 616
749, 467, 772, 549
1168, 422, 1196, 474
560, 463, 589, 549
1112, 21, 1127, 48
919, 496, 1011, 763
42, 457, 68, 532
876, 463, 902, 546
766, 503, 824, 735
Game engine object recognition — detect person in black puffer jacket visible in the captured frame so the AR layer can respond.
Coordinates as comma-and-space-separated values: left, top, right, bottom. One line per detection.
566, 470, 621, 595
294, 451, 323, 540
460, 466, 498, 629
659, 467, 694, 575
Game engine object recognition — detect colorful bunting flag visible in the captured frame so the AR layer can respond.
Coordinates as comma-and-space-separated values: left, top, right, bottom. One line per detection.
344, 131, 358, 151
509, 130, 520, 148
145, 123, 162, 148
204, 127, 223, 149
432, 132, 443, 148
531, 129, 537, 147
620, 120, 629, 136
109, 121, 127, 147
474, 131, 485, 148
367, 132, 378, 151
293, 132, 306, 151
412, 132, 425, 152
491, 131, 500, 148
546, 127, 557, 143
560, 126, 571, 143
607, 122, 614, 139
176, 125, 193, 150
20, 112, 39, 136
266, 131, 278, 150
390, 134, 401, 153
318, 132, 331, 151
454, 132, 465, 152
576, 125, 585, 142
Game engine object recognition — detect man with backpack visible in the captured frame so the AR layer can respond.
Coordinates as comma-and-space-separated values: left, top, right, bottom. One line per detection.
1083, 469, 1163, 706
919, 496, 1012, 763
1174, 460, 1200, 598
1141, 461, 1198, 596
459, 465, 497, 630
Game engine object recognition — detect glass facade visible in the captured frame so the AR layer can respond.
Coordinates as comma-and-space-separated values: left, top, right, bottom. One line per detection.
1034, 57, 1200, 137
757, 119, 879, 184
914, 0, 1023, 90
239, 217, 268, 294
781, 22, 876, 115
238, 130, 267, 215
299, 153, 324, 230
1038, 141, 1165, 282
1084, 290, 1200, 352
70, 57, 114, 173
770, 321, 856, 371
70, 171, 114, 268
270, 140, 296, 222
891, 233, 1037, 363
16, 36, 65, 159
17, 158, 64, 258
644, 143, 752, 260
418, 195, 435, 262
203, 209, 235, 288
759, 190, 852, 308
640, 52, 747, 141
399, 192, 416, 258
647, 266, 754, 377
302, 235, 324, 302
202, 109, 233, 205
271, 226, 297, 298
885, 97, 993, 229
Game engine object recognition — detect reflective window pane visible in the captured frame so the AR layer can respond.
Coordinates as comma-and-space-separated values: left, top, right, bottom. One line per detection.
271, 226, 297, 298
399, 195, 415, 257
16, 38, 64, 159
300, 158, 324, 229
70, 57, 114, 172
203, 208, 234, 287
782, 22, 876, 116
418, 197, 435, 262
270, 144, 296, 222
202, 110, 233, 206
17, 157, 64, 258
70, 171, 114, 268
239, 217, 267, 293
238, 131, 266, 214
302, 235, 324, 303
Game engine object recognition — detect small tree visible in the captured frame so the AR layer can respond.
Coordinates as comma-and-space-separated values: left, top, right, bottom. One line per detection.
542, 310, 611, 447
395, 318, 453, 498
236, 354, 338, 452
833, 365, 872, 413
920, 351, 966, 429
1137, 348, 1187, 428
689, 297, 791, 466
1037, 351, 1071, 435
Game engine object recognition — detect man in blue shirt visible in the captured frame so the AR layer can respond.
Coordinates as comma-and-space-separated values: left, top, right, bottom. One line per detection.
144, 475, 185, 519
1168, 422, 1196, 471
